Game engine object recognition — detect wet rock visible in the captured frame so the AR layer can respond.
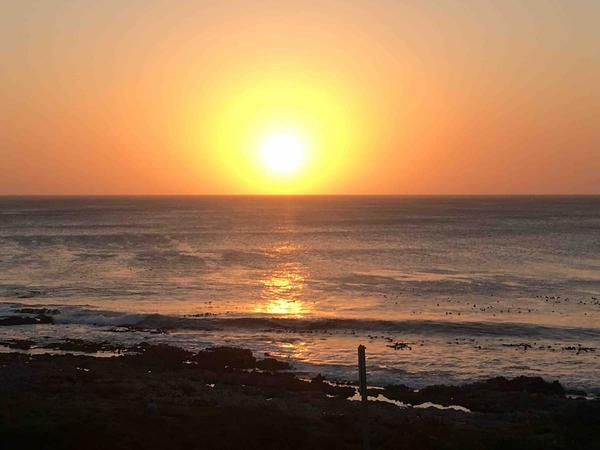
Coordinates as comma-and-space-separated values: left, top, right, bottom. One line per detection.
15, 308, 60, 315
0, 339, 36, 350
485, 375, 565, 395
562, 345, 595, 354
14, 289, 45, 299
0, 349, 598, 450
41, 339, 122, 353
384, 376, 566, 413
567, 389, 588, 397
130, 342, 195, 368
310, 374, 355, 398
502, 343, 532, 350
0, 314, 53, 326
217, 370, 355, 399
311, 374, 325, 384
106, 325, 167, 334
382, 383, 413, 399
193, 346, 256, 370
386, 342, 412, 350
256, 358, 291, 371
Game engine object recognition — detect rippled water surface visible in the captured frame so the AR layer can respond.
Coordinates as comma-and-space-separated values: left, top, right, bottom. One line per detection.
1, 196, 599, 390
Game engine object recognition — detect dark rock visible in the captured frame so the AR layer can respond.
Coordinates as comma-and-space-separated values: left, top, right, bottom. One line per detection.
383, 383, 413, 399
310, 374, 355, 398
311, 374, 325, 384
567, 389, 588, 397
0, 314, 53, 326
130, 342, 195, 368
481, 375, 564, 395
15, 308, 60, 315
106, 325, 167, 334
387, 342, 413, 350
41, 339, 122, 353
0, 339, 36, 350
14, 289, 45, 298
0, 349, 598, 450
384, 376, 566, 413
193, 346, 256, 370
256, 357, 291, 371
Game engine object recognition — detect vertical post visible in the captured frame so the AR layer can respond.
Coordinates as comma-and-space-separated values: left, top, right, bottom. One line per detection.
358, 344, 368, 404
358, 344, 371, 450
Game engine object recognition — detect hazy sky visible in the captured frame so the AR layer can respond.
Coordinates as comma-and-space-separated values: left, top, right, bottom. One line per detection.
1, 0, 599, 194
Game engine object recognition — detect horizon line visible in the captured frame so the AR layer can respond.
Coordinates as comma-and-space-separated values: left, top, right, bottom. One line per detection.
1, 193, 600, 198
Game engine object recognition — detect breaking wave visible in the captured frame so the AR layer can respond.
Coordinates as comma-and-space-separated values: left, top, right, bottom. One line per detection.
3, 302, 597, 340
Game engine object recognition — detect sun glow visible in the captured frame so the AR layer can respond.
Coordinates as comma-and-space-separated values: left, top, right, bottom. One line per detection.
189, 69, 365, 194
259, 129, 307, 176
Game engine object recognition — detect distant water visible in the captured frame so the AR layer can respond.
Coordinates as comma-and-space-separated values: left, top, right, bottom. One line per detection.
1, 196, 599, 391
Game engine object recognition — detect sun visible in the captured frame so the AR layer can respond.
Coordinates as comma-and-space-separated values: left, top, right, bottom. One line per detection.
191, 71, 363, 193
259, 129, 307, 176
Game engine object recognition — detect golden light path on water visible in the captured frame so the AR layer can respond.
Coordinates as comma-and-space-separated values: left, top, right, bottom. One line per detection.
254, 244, 310, 317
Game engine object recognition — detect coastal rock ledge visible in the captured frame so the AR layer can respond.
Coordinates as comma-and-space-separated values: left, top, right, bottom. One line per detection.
0, 342, 598, 450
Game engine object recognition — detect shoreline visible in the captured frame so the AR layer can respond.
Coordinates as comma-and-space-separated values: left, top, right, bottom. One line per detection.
1, 340, 599, 449
0, 336, 598, 400
1, 302, 599, 395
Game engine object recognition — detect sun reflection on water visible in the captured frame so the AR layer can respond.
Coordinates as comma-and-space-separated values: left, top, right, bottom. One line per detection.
259, 298, 305, 315
254, 259, 309, 317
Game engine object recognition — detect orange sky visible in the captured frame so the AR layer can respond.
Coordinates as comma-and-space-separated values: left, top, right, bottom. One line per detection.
1, 0, 599, 195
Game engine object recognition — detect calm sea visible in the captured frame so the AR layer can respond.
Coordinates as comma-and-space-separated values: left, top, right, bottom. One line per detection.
1, 196, 599, 391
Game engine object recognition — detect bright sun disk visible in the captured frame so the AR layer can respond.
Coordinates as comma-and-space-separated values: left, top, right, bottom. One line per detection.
259, 130, 307, 175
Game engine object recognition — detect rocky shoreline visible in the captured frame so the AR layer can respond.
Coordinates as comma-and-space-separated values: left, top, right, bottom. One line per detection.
1, 339, 599, 449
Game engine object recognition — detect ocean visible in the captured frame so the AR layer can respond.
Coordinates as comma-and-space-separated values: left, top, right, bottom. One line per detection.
1, 196, 599, 391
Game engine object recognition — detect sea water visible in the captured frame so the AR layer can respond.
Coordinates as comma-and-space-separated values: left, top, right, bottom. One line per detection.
1, 196, 599, 391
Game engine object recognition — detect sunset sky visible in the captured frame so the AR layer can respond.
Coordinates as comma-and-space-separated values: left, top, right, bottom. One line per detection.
1, 0, 599, 195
